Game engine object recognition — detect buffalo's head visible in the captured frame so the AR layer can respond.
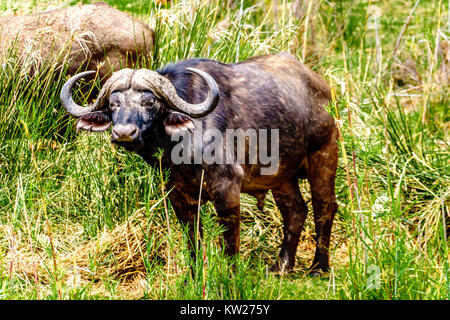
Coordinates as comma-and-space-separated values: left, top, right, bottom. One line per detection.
60, 68, 219, 149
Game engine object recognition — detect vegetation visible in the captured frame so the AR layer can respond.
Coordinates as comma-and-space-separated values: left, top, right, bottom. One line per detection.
0, 0, 448, 300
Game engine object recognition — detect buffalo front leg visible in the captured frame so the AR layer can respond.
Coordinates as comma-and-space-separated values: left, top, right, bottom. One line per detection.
169, 189, 202, 263
270, 178, 308, 273
210, 178, 242, 258
306, 134, 338, 274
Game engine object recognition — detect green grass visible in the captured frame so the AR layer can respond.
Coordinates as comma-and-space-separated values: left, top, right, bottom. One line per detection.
0, 0, 449, 300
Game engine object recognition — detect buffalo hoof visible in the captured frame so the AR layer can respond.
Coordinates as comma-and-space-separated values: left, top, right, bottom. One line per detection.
308, 264, 329, 277
308, 270, 324, 278
269, 261, 294, 274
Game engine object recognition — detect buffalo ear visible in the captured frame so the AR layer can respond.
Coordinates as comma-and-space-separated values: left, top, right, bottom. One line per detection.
163, 112, 194, 135
76, 111, 112, 132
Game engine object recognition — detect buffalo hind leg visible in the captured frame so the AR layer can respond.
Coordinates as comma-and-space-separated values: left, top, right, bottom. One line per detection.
270, 178, 308, 273
307, 136, 338, 274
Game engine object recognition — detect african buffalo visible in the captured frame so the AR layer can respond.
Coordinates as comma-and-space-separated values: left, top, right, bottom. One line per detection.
60, 53, 338, 273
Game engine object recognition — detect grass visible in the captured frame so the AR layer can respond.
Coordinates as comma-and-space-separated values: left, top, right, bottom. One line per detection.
0, 0, 449, 300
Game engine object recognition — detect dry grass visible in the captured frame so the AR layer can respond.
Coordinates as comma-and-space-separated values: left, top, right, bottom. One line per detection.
1, 190, 350, 299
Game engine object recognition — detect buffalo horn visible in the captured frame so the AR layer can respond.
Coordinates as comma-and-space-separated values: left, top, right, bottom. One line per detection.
141, 67, 220, 118
60, 71, 101, 118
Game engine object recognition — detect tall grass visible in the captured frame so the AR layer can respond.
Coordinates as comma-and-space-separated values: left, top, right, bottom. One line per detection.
0, 0, 448, 299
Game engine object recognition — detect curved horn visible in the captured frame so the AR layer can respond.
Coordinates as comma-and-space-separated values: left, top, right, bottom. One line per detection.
141, 67, 220, 118
60, 71, 97, 118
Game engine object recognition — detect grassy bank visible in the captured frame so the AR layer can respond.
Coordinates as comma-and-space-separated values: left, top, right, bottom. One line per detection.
0, 0, 448, 299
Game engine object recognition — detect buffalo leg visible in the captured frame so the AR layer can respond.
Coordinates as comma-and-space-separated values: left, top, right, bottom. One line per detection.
306, 135, 338, 273
215, 197, 241, 257
270, 179, 308, 272
210, 179, 242, 258
169, 190, 202, 262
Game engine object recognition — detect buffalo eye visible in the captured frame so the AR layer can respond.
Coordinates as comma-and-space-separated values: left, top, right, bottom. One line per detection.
140, 91, 157, 106
109, 101, 119, 110
109, 92, 121, 110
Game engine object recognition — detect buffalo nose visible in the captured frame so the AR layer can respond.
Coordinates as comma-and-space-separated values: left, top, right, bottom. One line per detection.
111, 124, 140, 142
